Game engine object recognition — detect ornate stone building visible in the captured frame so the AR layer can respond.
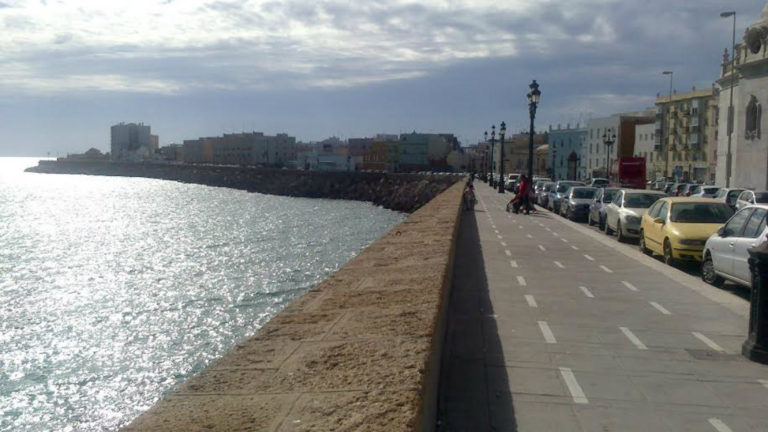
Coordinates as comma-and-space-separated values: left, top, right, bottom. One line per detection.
716, 4, 768, 188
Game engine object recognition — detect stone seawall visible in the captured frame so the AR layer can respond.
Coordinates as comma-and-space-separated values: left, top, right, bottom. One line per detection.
120, 181, 464, 431
25, 160, 460, 213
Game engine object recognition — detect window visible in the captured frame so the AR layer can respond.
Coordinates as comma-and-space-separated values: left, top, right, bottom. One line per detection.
724, 208, 753, 236
658, 201, 669, 221
743, 208, 767, 238
612, 191, 622, 206
671, 203, 734, 223
648, 201, 662, 218
745, 95, 762, 140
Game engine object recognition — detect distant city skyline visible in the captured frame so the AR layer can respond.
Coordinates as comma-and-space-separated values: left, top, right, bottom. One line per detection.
0, 0, 762, 156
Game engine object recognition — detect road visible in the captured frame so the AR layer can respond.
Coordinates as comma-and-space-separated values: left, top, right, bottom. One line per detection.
438, 181, 768, 432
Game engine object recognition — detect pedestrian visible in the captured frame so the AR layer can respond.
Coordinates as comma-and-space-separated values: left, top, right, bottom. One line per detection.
463, 182, 475, 211
517, 174, 531, 215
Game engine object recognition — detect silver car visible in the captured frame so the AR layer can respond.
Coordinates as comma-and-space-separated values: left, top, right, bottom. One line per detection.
703, 204, 768, 288
548, 180, 585, 213
604, 189, 666, 242
689, 185, 720, 198
560, 187, 598, 221
735, 190, 768, 211
538, 182, 555, 207
588, 187, 620, 230
712, 187, 745, 208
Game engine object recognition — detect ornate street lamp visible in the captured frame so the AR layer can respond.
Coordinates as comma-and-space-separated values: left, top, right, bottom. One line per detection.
526, 80, 541, 181
662, 70, 673, 180
721, 10, 736, 187
602, 128, 616, 179
498, 121, 507, 193
490, 125, 496, 187
551, 148, 557, 179
483, 131, 489, 183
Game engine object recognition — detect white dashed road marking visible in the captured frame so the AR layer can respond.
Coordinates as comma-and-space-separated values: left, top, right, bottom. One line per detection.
571, 245, 579, 250
525, 295, 537, 308
538, 321, 557, 344
559, 367, 589, 404
600, 265, 613, 273
649, 302, 671, 315
708, 418, 734, 432
509, 260, 518, 268
538, 245, 546, 252
517, 276, 527, 286
505, 250, 512, 257
497, 235, 503, 239
579, 286, 595, 298
526, 234, 533, 239
759, 379, 768, 390
561, 238, 569, 243
500, 241, 507, 247
583, 254, 595, 261
693, 332, 725, 352
554, 261, 564, 269
620, 327, 648, 350
622, 281, 638, 291
519, 225, 524, 229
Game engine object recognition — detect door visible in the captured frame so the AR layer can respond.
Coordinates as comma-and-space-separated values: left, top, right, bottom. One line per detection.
732, 208, 767, 285
646, 201, 668, 253
714, 208, 753, 279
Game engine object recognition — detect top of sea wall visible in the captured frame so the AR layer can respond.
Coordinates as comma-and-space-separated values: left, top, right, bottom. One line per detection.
26, 160, 463, 213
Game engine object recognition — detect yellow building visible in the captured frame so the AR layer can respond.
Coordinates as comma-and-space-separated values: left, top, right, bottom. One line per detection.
654, 87, 717, 182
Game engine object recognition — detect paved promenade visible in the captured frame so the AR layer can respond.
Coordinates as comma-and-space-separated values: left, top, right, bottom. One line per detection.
438, 182, 768, 431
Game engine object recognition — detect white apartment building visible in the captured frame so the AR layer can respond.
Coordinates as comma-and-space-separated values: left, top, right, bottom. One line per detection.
634, 123, 657, 181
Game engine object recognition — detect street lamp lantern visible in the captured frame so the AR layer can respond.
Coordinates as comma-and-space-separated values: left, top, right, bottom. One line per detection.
602, 128, 616, 179
498, 121, 507, 193
526, 80, 541, 182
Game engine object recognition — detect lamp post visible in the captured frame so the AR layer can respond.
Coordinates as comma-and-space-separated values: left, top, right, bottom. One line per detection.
662, 70, 673, 179
552, 148, 557, 180
490, 125, 496, 187
498, 121, 507, 193
721, 10, 736, 187
527, 80, 541, 181
483, 131, 489, 182
602, 128, 616, 179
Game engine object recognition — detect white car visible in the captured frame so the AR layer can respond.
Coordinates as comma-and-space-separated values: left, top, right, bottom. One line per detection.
702, 204, 768, 288
735, 190, 768, 211
604, 189, 666, 242
689, 185, 720, 198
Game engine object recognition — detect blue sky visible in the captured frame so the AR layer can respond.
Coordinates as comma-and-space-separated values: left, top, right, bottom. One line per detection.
0, 0, 763, 156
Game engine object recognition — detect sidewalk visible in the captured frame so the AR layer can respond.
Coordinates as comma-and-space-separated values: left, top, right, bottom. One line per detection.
438, 182, 768, 432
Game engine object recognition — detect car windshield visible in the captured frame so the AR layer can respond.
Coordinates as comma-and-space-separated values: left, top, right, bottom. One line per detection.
714, 189, 727, 198
592, 179, 608, 185
603, 190, 618, 202
704, 187, 719, 194
623, 193, 661, 208
755, 192, 768, 203
543, 183, 554, 191
572, 188, 596, 199
670, 203, 734, 223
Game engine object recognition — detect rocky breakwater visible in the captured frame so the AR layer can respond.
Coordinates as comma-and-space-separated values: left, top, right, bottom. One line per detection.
26, 160, 461, 212
120, 180, 464, 431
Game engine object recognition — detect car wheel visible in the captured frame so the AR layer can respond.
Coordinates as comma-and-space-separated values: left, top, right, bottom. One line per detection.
598, 215, 605, 231
701, 253, 723, 287
617, 221, 626, 243
663, 238, 677, 267
604, 218, 614, 235
639, 230, 652, 255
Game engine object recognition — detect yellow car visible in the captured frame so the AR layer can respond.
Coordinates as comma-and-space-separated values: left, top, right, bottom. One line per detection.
638, 197, 734, 265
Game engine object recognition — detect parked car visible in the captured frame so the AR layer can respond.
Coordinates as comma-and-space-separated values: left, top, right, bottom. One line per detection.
702, 205, 768, 288
548, 180, 586, 214
560, 187, 598, 221
505, 173, 520, 191
604, 189, 666, 242
638, 197, 735, 265
679, 183, 697, 196
713, 187, 745, 208
588, 187, 620, 230
689, 185, 720, 198
589, 178, 609, 188
735, 190, 768, 210
538, 182, 555, 207
663, 182, 676, 194
670, 183, 689, 196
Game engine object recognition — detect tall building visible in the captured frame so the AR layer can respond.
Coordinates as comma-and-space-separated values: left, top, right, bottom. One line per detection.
634, 123, 657, 181
715, 4, 768, 189
548, 124, 587, 181
654, 87, 717, 182
110, 122, 152, 161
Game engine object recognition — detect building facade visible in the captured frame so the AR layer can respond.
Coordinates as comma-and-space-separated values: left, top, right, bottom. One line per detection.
715, 4, 768, 189
655, 88, 716, 182
584, 111, 654, 179
111, 122, 152, 161
547, 124, 587, 181
633, 123, 657, 181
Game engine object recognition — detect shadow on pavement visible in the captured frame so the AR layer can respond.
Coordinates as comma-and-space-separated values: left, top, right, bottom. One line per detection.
437, 208, 517, 431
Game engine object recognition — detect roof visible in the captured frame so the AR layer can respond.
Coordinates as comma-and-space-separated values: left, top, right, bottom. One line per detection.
656, 197, 722, 203
620, 188, 666, 194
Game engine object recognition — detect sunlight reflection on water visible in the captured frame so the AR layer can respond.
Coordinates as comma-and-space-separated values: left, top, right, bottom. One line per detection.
0, 158, 405, 431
